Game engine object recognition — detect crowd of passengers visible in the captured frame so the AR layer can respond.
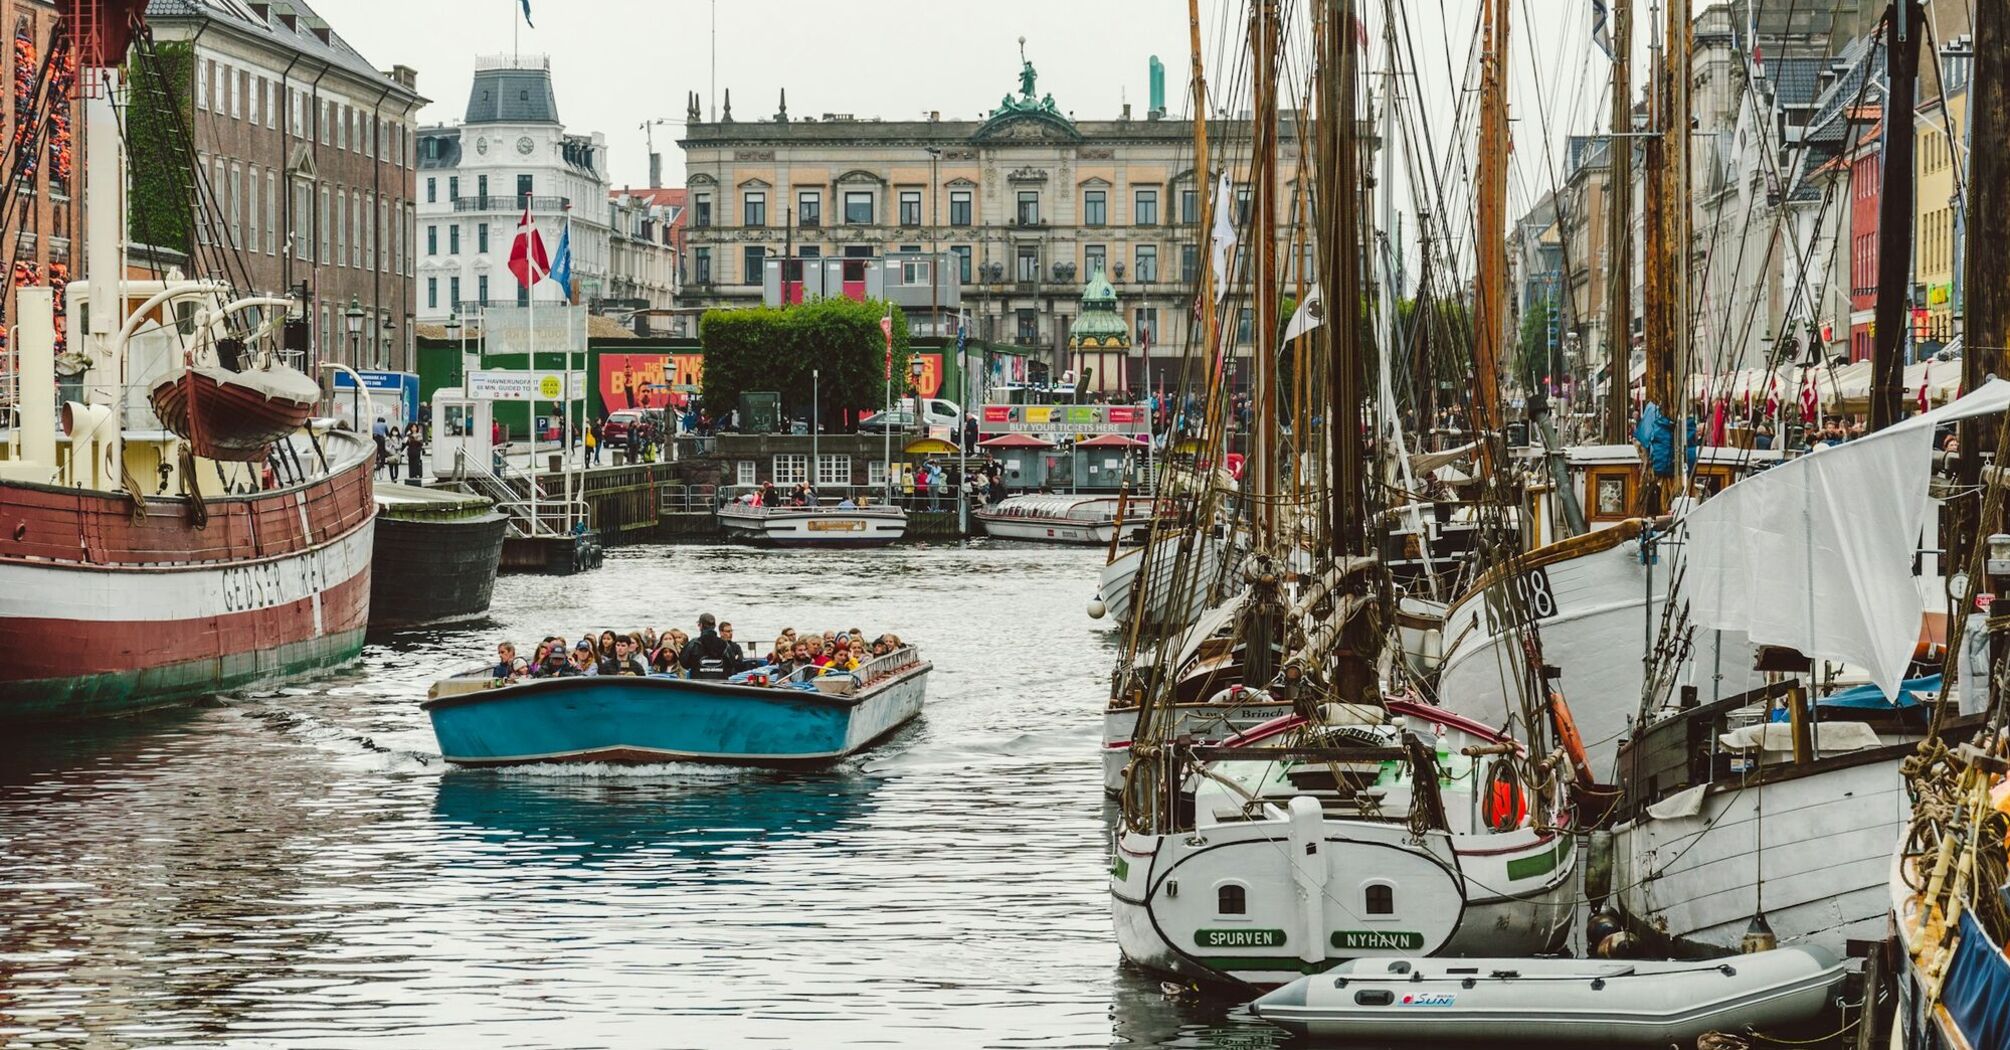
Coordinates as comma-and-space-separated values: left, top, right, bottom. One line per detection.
486, 612, 905, 685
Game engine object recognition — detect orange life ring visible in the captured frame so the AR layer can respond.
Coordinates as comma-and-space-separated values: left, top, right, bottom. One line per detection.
1483, 766, 1528, 831
1549, 691, 1596, 786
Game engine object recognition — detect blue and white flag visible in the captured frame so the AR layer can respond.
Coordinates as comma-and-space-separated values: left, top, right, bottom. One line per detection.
955, 314, 968, 354
1591, 0, 1613, 60
549, 226, 572, 296
518, 0, 533, 28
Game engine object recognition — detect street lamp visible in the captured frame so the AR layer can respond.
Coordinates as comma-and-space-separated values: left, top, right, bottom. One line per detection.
343, 296, 365, 366
380, 316, 396, 371
910, 354, 926, 432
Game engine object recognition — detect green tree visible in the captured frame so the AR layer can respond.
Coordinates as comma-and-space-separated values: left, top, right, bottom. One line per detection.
124, 41, 195, 255
699, 297, 911, 424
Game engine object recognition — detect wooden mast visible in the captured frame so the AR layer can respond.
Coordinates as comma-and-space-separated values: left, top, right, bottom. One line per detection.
1957, 0, 2007, 556
1639, 0, 1678, 510
1252, 0, 1281, 545
1869, 1, 1925, 432
1321, 0, 1365, 557
1604, 0, 1634, 445
1473, 0, 1510, 471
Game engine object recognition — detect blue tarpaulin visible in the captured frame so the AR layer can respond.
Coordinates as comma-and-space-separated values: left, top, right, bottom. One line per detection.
1767, 675, 1939, 722
1632, 403, 1698, 477
1942, 910, 2010, 1050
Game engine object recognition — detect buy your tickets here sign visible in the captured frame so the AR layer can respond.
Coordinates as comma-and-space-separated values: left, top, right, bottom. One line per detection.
981, 403, 1149, 435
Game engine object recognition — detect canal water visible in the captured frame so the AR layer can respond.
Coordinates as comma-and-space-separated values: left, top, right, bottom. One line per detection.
0, 544, 1298, 1049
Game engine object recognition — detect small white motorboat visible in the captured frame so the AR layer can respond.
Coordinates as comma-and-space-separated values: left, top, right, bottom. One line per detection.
976, 493, 1161, 545
1250, 948, 1847, 1045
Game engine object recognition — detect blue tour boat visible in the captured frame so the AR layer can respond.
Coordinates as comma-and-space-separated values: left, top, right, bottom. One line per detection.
423, 647, 931, 767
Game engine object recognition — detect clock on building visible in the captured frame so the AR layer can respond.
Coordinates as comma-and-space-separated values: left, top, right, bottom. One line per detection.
475, 136, 489, 155
517, 136, 535, 155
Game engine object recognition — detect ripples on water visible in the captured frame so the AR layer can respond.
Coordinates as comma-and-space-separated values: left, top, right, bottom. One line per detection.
0, 543, 1298, 1049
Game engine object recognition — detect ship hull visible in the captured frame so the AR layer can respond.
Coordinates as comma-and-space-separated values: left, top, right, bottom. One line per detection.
0, 433, 376, 723
368, 507, 507, 632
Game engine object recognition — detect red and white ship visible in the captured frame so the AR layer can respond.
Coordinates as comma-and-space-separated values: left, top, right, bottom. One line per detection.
0, 3, 375, 722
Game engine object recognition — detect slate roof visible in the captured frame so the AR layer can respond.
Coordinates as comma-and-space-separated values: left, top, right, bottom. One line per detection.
146, 0, 419, 100
466, 64, 560, 125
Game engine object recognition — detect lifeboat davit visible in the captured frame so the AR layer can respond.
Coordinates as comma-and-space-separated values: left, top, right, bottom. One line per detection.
150, 364, 320, 461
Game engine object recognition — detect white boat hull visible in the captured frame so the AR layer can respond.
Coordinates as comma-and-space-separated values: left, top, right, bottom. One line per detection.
717, 505, 907, 547
1611, 748, 1911, 957
1093, 534, 1227, 632
1436, 526, 1764, 776
979, 516, 1140, 545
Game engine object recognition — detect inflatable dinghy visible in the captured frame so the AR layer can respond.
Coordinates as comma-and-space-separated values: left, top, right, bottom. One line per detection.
1251, 947, 1847, 1045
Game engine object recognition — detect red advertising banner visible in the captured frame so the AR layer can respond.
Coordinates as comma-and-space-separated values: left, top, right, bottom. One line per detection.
915, 353, 943, 398
600, 353, 704, 413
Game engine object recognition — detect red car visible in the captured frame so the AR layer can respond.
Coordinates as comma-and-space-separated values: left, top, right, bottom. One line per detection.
602, 409, 646, 444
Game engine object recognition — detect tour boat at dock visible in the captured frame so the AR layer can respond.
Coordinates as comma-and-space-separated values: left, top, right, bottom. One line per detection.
423, 646, 932, 766
976, 493, 1160, 545
716, 500, 907, 547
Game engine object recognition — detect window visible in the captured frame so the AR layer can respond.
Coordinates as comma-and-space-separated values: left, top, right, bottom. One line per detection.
1084, 189, 1106, 227
477, 222, 489, 254
1365, 883, 1394, 916
1134, 188, 1159, 226
199, 59, 211, 111
952, 245, 972, 283
228, 163, 241, 245
448, 224, 460, 255
1016, 309, 1039, 343
844, 191, 874, 224
448, 176, 460, 201
1135, 308, 1158, 346
898, 189, 923, 227
427, 177, 437, 204
798, 191, 820, 227
426, 277, 438, 310
772, 454, 809, 484
694, 192, 712, 227
450, 276, 462, 307
516, 174, 533, 202
1217, 883, 1247, 916
477, 174, 489, 201
265, 171, 277, 255
816, 455, 850, 486
1084, 244, 1107, 275
1181, 187, 1199, 224
1181, 243, 1199, 283
743, 246, 766, 284
736, 461, 758, 487
335, 191, 346, 265
1016, 244, 1040, 282
1134, 244, 1158, 282
1235, 185, 1252, 223
694, 247, 712, 283
867, 461, 888, 487
427, 225, 438, 255
949, 189, 972, 226
743, 190, 767, 227
1236, 307, 1253, 344
799, 246, 821, 259
1016, 190, 1040, 225
477, 274, 489, 305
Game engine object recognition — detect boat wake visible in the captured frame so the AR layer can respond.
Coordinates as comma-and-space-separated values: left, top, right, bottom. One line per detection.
483, 760, 777, 781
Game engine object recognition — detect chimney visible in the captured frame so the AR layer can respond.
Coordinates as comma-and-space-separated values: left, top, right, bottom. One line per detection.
649, 151, 663, 189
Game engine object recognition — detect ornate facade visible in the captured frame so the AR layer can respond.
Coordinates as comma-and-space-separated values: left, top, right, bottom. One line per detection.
676, 48, 1301, 391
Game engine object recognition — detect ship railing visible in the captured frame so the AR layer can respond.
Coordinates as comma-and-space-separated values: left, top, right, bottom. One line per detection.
493, 497, 592, 539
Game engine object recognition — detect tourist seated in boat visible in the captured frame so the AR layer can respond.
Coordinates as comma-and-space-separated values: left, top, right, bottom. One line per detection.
600, 635, 647, 677
648, 645, 682, 677
720, 622, 749, 670
596, 630, 620, 663
678, 613, 736, 680
568, 641, 598, 675
505, 656, 532, 683
491, 642, 517, 680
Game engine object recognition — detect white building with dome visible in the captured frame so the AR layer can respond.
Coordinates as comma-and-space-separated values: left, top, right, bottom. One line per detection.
414, 54, 611, 323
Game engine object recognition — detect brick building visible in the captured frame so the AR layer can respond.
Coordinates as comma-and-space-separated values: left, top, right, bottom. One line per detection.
148, 0, 425, 371
0, 0, 80, 297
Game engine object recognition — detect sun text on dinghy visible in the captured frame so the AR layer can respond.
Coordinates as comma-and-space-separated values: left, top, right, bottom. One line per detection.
1251, 948, 1847, 1046
423, 646, 931, 766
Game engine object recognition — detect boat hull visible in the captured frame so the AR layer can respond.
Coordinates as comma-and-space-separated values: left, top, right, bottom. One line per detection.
1253, 948, 1847, 1045
1436, 524, 1764, 775
368, 506, 508, 632
424, 661, 931, 766
1093, 532, 1227, 632
978, 515, 1145, 545
717, 505, 907, 547
1611, 745, 1912, 957
1111, 818, 1575, 988
0, 432, 377, 723
148, 365, 319, 461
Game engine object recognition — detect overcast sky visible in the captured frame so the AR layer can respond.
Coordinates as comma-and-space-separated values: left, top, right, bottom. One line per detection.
308, 0, 1671, 232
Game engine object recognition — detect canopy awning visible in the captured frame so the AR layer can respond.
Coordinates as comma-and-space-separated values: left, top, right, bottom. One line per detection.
1074, 433, 1148, 448
902, 437, 961, 456
978, 433, 1057, 449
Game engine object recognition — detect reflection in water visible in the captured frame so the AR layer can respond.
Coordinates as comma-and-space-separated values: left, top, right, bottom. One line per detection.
0, 544, 1292, 1048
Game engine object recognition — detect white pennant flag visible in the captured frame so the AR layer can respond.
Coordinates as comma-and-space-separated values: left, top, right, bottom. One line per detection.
1210, 172, 1238, 304
1283, 284, 1325, 341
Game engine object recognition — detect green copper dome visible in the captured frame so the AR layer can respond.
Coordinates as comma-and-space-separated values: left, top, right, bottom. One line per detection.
1069, 268, 1130, 349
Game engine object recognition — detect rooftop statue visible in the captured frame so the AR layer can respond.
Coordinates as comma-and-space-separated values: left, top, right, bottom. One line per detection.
991, 37, 1063, 119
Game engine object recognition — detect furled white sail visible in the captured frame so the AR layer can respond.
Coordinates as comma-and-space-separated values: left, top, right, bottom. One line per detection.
1684, 378, 2010, 699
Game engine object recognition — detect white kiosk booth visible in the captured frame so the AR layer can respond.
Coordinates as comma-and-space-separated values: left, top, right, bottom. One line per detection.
430, 387, 493, 480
